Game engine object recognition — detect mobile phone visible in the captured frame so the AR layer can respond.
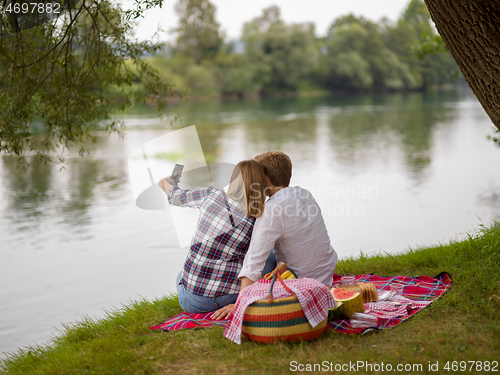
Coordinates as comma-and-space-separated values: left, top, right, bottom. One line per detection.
171, 163, 184, 185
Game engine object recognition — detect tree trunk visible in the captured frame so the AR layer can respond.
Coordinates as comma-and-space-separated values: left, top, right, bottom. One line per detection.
424, 0, 500, 131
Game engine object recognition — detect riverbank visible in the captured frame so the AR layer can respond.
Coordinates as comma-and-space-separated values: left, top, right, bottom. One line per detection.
137, 84, 461, 106
1, 224, 499, 374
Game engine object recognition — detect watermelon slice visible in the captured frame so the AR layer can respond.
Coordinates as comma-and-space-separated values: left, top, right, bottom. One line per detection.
328, 301, 344, 321
331, 288, 365, 318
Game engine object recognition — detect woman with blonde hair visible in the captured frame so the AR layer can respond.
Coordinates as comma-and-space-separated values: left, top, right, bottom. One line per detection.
159, 160, 266, 313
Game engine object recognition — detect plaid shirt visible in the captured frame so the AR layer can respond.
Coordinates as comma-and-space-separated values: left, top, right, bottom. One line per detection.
168, 185, 255, 297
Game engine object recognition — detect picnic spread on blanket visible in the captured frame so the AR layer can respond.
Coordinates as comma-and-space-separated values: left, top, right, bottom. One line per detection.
151, 271, 452, 342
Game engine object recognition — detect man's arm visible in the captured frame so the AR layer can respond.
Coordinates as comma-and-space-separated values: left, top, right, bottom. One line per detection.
237, 205, 283, 282
240, 276, 255, 290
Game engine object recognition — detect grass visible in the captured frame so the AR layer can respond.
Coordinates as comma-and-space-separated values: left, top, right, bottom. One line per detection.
1, 224, 499, 374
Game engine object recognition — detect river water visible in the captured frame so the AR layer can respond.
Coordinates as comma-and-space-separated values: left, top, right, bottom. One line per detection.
1, 87, 499, 357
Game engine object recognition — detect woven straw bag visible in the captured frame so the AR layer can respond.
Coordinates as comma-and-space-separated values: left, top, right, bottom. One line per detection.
241, 263, 329, 343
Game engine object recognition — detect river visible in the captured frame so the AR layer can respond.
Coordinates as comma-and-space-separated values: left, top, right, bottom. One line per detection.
1, 87, 499, 357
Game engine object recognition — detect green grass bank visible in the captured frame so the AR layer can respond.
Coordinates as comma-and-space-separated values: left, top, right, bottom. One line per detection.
1, 224, 499, 374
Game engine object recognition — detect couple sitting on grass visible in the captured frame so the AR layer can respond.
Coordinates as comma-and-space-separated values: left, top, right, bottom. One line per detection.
159, 151, 338, 320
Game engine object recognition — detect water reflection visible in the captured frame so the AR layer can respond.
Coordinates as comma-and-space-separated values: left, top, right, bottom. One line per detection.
477, 185, 500, 222
242, 117, 318, 151
0, 90, 480, 237
1, 156, 55, 230
0, 139, 130, 238
326, 91, 458, 184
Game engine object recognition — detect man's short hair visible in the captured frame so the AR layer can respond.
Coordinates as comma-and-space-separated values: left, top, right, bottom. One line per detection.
253, 151, 292, 188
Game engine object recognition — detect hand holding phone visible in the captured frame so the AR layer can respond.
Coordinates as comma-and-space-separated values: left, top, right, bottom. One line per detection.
170, 163, 184, 185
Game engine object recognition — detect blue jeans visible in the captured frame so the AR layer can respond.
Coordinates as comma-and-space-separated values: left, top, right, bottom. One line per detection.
176, 272, 238, 313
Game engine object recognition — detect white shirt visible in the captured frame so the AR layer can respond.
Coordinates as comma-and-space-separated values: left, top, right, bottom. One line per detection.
239, 186, 338, 286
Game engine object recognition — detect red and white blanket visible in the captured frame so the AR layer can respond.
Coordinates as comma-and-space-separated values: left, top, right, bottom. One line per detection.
151, 272, 453, 338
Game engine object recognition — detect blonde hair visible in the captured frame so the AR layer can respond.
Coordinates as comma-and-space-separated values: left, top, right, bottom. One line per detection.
227, 160, 266, 218
253, 151, 292, 188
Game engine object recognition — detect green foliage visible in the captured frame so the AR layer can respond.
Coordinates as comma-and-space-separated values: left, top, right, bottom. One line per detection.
396, 1, 459, 88
487, 128, 500, 146
323, 51, 373, 90
0, 0, 180, 165
242, 6, 319, 93
382, 50, 418, 89
172, 0, 224, 64
213, 51, 260, 96
402, 0, 433, 36
184, 64, 216, 95
321, 15, 415, 91
161, 2, 321, 96
319, 0, 458, 92
143, 53, 218, 96
419, 48, 459, 88
124, 0, 164, 21
412, 33, 449, 60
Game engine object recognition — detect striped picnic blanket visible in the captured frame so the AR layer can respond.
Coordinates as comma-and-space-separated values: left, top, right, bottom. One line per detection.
150, 272, 452, 335
329, 272, 452, 334
150, 312, 227, 331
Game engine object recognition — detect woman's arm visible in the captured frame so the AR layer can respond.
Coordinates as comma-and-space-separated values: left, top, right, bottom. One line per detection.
159, 177, 213, 209
210, 277, 255, 320
159, 177, 175, 194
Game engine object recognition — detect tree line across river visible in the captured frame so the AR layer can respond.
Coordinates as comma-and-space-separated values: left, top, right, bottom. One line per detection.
141, 0, 459, 98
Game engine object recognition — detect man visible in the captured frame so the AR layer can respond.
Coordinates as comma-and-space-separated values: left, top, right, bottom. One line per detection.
211, 151, 338, 319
